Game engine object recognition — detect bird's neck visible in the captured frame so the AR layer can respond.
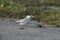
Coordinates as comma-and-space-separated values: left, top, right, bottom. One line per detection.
26, 16, 31, 18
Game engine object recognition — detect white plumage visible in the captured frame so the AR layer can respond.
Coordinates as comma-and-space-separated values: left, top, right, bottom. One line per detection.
16, 15, 31, 25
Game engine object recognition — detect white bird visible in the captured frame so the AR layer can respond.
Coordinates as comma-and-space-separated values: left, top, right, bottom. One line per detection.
16, 14, 34, 29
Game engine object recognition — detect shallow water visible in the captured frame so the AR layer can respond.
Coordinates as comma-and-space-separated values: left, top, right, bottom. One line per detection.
0, 18, 60, 40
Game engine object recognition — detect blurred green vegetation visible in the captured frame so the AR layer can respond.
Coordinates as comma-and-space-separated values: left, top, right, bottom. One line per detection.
0, 0, 60, 26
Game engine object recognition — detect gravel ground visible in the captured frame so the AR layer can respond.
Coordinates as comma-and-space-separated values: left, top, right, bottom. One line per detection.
0, 18, 60, 40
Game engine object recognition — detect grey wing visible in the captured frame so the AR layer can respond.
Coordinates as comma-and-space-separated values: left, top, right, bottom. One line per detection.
16, 19, 25, 23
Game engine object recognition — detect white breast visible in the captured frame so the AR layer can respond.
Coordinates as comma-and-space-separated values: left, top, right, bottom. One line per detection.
19, 23, 25, 25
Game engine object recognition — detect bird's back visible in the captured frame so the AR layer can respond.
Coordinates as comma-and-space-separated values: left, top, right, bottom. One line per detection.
16, 19, 25, 22
16, 15, 31, 23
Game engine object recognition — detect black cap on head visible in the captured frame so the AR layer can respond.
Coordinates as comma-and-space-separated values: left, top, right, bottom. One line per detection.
28, 14, 31, 15
27, 13, 31, 15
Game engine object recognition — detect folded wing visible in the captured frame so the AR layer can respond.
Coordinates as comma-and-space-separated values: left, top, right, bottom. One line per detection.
16, 19, 25, 23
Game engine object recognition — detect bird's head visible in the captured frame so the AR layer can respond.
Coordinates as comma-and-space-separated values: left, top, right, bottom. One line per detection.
27, 13, 34, 18
26, 15, 34, 18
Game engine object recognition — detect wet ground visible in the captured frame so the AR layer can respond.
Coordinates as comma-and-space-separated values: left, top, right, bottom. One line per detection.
0, 18, 60, 40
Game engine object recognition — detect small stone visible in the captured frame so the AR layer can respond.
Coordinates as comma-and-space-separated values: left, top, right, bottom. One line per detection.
37, 24, 43, 27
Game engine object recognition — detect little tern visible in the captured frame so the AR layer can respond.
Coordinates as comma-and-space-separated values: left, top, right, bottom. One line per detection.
16, 14, 34, 29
